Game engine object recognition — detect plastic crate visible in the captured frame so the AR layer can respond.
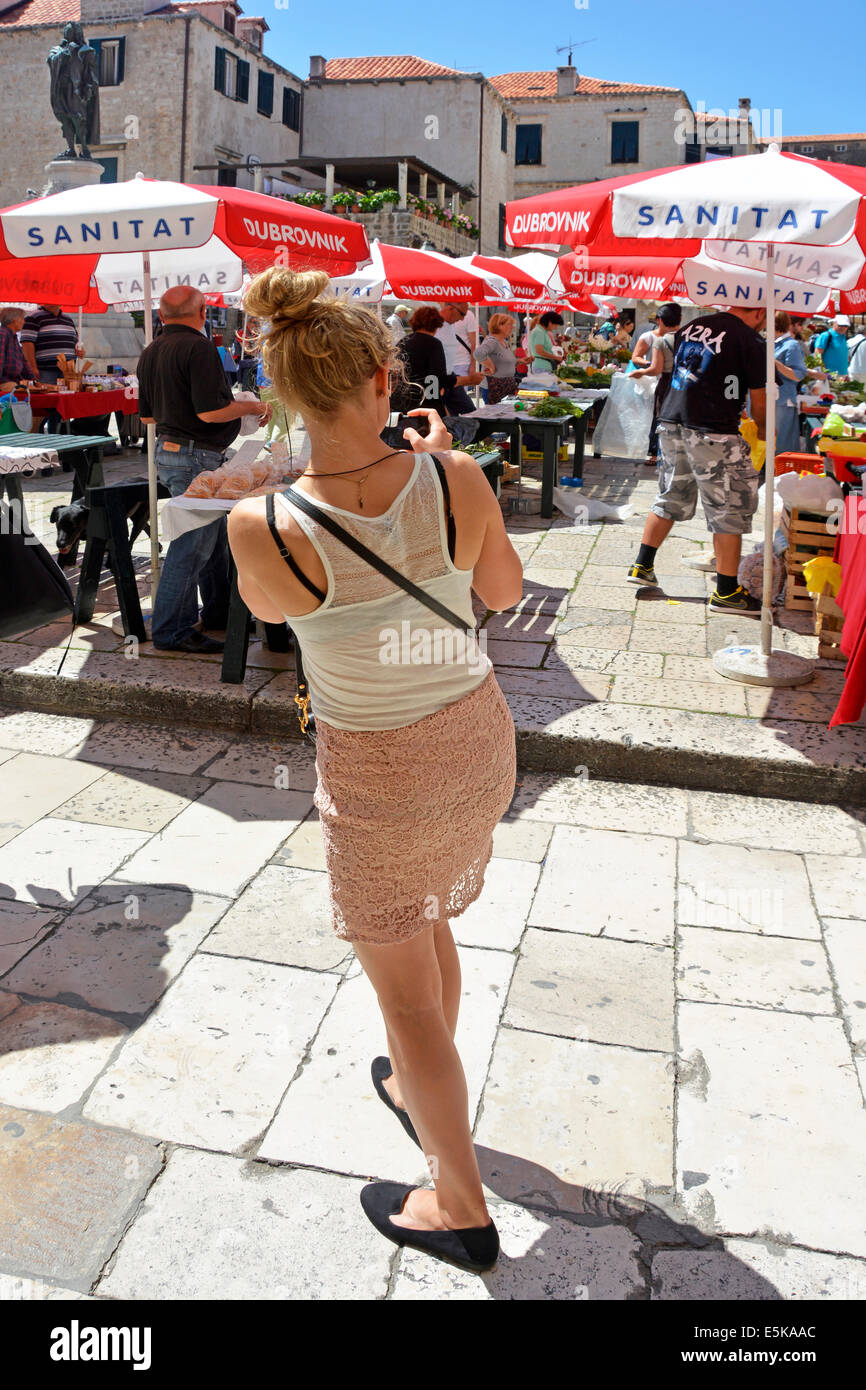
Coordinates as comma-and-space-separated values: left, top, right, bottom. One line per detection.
774, 452, 826, 477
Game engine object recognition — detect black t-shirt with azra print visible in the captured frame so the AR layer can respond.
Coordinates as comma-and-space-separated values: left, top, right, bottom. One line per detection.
659, 311, 766, 435
390, 331, 455, 414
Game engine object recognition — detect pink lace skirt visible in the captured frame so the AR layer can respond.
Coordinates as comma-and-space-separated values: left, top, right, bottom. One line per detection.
313, 669, 516, 945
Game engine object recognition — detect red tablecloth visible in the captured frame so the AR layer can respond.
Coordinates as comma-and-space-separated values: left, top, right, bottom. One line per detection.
31, 388, 138, 420
830, 494, 866, 727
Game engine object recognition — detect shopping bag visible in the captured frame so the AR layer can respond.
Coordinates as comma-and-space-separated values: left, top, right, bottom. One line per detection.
591, 372, 657, 459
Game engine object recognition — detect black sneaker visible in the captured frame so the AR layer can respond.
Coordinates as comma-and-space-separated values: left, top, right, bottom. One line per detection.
708, 586, 762, 617
153, 632, 225, 653
627, 562, 659, 587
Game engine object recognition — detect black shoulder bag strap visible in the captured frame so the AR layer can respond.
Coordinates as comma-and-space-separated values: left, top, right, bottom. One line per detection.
264, 462, 471, 739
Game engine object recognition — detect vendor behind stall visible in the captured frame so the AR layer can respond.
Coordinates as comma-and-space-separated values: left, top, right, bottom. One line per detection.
0, 306, 35, 392
20, 305, 82, 385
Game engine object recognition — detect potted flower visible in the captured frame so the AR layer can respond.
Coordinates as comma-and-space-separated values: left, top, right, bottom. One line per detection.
378, 187, 400, 212
295, 190, 325, 207
359, 191, 382, 213
331, 191, 355, 212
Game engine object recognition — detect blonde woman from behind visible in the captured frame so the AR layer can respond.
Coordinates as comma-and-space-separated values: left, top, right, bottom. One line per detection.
228, 267, 523, 1276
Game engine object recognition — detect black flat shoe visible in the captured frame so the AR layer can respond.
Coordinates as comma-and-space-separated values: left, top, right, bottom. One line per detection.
360, 1182, 500, 1274
371, 1056, 421, 1149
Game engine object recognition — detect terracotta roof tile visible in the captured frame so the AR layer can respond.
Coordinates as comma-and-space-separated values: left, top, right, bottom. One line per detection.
489, 70, 681, 99
0, 0, 81, 27
322, 56, 471, 80
759, 133, 866, 144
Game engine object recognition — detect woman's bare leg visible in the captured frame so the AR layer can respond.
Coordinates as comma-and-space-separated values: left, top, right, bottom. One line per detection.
384, 920, 461, 1111
354, 926, 488, 1232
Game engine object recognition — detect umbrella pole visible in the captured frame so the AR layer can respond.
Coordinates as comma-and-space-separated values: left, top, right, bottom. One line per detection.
76, 306, 83, 348
143, 250, 160, 607
712, 239, 813, 688
760, 244, 776, 656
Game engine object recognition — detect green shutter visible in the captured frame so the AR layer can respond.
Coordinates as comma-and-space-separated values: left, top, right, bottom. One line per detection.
214, 46, 225, 93
257, 70, 273, 117
236, 58, 250, 103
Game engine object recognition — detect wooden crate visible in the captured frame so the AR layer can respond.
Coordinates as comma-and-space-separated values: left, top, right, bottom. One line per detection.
784, 572, 815, 612
781, 506, 836, 576
814, 584, 847, 662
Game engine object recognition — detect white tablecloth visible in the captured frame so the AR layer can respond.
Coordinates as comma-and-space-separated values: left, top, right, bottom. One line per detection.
160, 496, 242, 542
465, 388, 609, 423
0, 445, 60, 475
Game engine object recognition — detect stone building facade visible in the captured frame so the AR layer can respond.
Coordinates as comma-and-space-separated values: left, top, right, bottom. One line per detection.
0, 0, 303, 205
300, 56, 517, 257
488, 66, 695, 202
761, 133, 866, 168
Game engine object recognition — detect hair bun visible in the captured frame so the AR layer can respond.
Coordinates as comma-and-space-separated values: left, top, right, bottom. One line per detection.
244, 266, 329, 326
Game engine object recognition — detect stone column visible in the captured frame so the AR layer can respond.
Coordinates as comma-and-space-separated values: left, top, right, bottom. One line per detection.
397, 160, 408, 209
437, 180, 446, 208
324, 162, 335, 211
418, 172, 428, 200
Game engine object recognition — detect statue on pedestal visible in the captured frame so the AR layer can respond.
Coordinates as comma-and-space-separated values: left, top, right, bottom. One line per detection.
48, 21, 100, 160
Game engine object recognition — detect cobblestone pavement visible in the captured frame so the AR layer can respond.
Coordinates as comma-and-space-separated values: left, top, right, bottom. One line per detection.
0, 710, 864, 1301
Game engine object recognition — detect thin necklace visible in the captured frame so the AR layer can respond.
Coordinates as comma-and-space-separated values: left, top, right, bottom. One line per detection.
300, 449, 404, 511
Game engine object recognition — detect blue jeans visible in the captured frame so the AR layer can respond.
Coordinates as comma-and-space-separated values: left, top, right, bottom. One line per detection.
151, 441, 231, 648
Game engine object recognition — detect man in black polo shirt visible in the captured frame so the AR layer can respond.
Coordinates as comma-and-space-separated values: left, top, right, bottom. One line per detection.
138, 286, 270, 653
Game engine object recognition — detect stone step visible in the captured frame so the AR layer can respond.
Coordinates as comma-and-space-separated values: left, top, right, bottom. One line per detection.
2, 641, 864, 807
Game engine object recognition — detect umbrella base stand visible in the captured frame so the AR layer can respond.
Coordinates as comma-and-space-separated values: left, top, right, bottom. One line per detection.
712, 645, 815, 688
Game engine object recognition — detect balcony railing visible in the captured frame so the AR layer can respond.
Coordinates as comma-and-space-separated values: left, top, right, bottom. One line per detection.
330, 207, 478, 257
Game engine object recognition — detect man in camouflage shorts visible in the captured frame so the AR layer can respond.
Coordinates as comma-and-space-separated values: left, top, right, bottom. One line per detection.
628, 305, 767, 616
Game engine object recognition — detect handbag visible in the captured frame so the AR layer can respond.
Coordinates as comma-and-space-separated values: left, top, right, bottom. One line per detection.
264, 468, 472, 741
0, 499, 74, 639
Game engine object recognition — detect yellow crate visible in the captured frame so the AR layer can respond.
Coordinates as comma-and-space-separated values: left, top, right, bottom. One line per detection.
522, 445, 569, 463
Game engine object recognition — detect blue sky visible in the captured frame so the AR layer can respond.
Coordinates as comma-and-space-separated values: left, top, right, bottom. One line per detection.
266, 0, 859, 137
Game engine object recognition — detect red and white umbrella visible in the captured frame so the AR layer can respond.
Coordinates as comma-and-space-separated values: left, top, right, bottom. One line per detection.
549, 252, 688, 303
0, 177, 371, 600
330, 240, 510, 304
506, 144, 866, 685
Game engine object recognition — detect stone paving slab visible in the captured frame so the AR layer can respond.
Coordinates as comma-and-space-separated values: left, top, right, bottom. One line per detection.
391, 1209, 643, 1300
204, 864, 351, 973
0, 1001, 128, 1112
0, 904, 59, 974
52, 768, 212, 833
0, 1104, 162, 1290
2, 883, 230, 1017
529, 825, 677, 945
84, 953, 339, 1151
98, 1149, 390, 1301
676, 926, 836, 1014
0, 818, 150, 911
114, 782, 311, 899
677, 1003, 866, 1258
678, 841, 820, 938
0, 752, 106, 849
652, 1241, 866, 1301
475, 1027, 674, 1210
506, 929, 674, 1052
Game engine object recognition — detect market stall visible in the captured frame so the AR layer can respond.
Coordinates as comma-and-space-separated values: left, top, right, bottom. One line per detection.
830, 493, 866, 726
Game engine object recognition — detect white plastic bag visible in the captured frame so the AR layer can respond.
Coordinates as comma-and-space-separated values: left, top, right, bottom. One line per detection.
591, 372, 657, 459
553, 487, 634, 524
234, 389, 262, 435
775, 470, 843, 512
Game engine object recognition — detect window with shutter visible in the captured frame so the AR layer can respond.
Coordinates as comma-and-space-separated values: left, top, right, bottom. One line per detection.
236, 58, 250, 103
257, 70, 274, 117
611, 120, 639, 163
515, 125, 542, 165
91, 37, 125, 86
282, 87, 300, 130
500, 113, 507, 153
214, 47, 226, 93
498, 203, 507, 250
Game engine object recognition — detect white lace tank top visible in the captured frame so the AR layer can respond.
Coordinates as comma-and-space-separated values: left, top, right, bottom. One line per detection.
276, 453, 492, 731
